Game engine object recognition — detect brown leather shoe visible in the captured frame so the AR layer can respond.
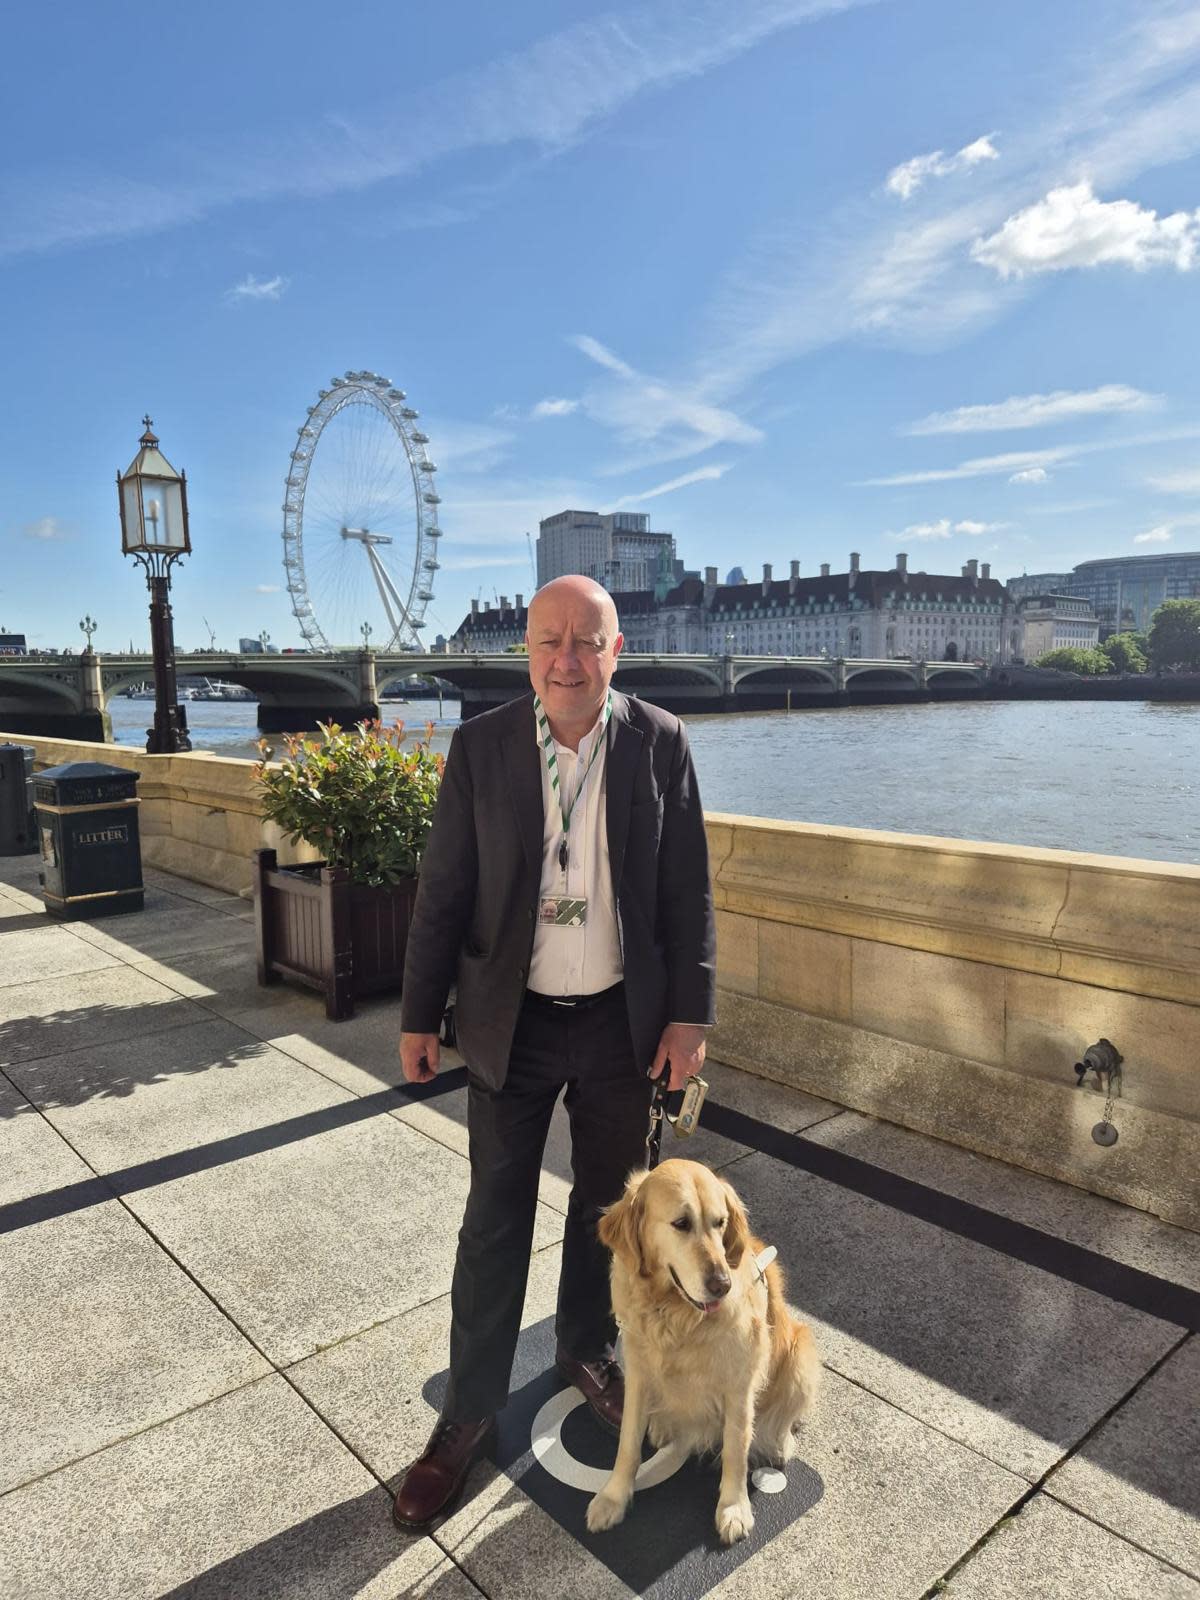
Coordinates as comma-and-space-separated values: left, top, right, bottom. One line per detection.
392, 1415, 496, 1531
555, 1348, 624, 1435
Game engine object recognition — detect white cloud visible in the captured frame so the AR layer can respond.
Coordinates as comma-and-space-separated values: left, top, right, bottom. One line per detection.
225, 273, 289, 303
1147, 468, 1200, 493
1134, 525, 1172, 543
863, 446, 1070, 486
3, 0, 870, 259
1010, 467, 1050, 484
885, 134, 999, 200
906, 384, 1158, 435
531, 397, 579, 419
972, 182, 1200, 278
255, 583, 281, 593
608, 464, 731, 510
898, 517, 1005, 540
571, 334, 761, 468
22, 515, 69, 540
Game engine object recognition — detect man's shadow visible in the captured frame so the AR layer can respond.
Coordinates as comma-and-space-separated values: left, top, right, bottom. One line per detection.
421, 1315, 824, 1600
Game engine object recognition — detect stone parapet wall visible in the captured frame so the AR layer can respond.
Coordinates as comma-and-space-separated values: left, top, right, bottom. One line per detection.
6, 733, 1196, 1228
707, 813, 1199, 1231
4, 734, 319, 896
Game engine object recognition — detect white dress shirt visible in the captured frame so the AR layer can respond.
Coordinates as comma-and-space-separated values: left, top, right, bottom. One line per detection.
527, 709, 624, 997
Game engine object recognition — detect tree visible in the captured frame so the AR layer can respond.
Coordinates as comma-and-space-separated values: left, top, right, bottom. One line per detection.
1147, 599, 1200, 671
1100, 634, 1148, 674
1034, 646, 1113, 675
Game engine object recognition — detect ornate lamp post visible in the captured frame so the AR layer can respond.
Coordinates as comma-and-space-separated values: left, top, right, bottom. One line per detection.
118, 416, 192, 753
79, 614, 98, 652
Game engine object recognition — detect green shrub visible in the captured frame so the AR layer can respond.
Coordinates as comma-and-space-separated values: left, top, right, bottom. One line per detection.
1147, 599, 1200, 671
1099, 634, 1148, 674
1033, 647, 1113, 675
254, 719, 443, 886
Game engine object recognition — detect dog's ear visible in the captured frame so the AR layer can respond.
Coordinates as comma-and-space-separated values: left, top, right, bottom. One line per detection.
721, 1180, 751, 1269
599, 1170, 649, 1277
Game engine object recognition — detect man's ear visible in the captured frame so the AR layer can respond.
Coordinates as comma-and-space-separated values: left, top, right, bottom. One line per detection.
721, 1180, 750, 1270
599, 1169, 649, 1277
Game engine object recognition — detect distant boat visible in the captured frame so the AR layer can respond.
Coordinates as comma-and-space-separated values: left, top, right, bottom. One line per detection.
190, 679, 254, 701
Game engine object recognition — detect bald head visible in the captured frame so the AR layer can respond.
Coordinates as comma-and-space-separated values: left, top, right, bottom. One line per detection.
525, 575, 623, 747
527, 575, 619, 641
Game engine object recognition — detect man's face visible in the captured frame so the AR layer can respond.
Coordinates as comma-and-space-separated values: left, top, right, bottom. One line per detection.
526, 588, 623, 735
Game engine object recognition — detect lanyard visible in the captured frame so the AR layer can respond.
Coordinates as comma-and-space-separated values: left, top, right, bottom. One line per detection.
533, 690, 613, 873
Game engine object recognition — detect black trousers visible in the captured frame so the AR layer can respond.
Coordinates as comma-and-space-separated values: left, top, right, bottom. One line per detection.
443, 985, 653, 1422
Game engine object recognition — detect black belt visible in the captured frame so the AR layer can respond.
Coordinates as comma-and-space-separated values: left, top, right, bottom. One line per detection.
524, 981, 623, 1011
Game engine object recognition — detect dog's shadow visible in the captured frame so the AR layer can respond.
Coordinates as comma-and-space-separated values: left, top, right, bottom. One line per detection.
421, 1316, 824, 1598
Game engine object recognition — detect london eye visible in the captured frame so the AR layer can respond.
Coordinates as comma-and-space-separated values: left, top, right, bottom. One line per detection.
281, 371, 442, 650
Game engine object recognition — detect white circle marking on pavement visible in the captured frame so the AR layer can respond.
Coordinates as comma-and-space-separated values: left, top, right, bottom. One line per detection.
530, 1389, 685, 1493
751, 1467, 787, 1494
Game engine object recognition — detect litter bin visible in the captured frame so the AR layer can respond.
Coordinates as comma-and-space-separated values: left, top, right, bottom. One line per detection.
0, 743, 36, 855
34, 761, 144, 919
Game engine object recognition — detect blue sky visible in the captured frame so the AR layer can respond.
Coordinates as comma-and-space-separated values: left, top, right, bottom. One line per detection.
4, 0, 1200, 651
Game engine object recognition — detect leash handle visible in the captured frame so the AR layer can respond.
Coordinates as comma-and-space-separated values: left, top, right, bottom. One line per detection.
646, 1070, 708, 1169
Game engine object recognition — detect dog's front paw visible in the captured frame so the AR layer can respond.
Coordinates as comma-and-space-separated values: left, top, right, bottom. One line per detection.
716, 1496, 755, 1545
587, 1486, 630, 1533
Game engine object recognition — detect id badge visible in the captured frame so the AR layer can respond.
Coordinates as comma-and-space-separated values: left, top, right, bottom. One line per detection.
538, 895, 588, 927
673, 1074, 708, 1137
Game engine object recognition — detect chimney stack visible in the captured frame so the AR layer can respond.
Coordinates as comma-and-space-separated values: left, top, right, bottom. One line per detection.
499, 595, 509, 613
516, 592, 524, 610
762, 562, 773, 595
896, 552, 908, 577
820, 562, 830, 579
789, 559, 800, 596
470, 597, 479, 617
850, 551, 860, 573
705, 566, 718, 585
980, 563, 991, 581
966, 559, 979, 584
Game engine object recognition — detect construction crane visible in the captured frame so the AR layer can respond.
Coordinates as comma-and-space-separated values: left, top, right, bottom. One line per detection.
201, 617, 218, 650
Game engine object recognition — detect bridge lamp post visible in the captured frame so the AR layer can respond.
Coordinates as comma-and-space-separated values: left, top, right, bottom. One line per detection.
79, 614, 98, 652
117, 416, 192, 754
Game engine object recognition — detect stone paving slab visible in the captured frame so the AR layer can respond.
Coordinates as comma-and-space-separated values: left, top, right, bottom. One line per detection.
0, 962, 211, 1073
803, 1110, 1200, 1293
725, 1151, 1183, 1482
433, 1365, 1024, 1600
289, 1240, 565, 1484
0, 922, 123, 987
67, 892, 254, 964
4, 1013, 361, 1172
1047, 1335, 1200, 1579
0, 1077, 94, 1205
0, 1374, 473, 1600
942, 1493, 1200, 1598
119, 1108, 563, 1366
0, 1198, 269, 1494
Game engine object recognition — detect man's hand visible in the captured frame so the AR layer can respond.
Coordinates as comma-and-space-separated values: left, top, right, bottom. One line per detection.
648, 1023, 707, 1091
400, 1032, 440, 1084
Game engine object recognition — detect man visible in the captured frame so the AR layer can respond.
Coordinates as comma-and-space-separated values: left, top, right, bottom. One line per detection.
392, 574, 716, 1530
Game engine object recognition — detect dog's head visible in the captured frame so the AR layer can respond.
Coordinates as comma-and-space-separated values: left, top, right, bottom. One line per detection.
600, 1159, 751, 1316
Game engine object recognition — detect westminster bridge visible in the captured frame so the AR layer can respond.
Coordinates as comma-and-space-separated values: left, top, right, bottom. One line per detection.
0, 650, 988, 740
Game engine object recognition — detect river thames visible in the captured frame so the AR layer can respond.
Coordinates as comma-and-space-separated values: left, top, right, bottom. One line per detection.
109, 695, 1199, 866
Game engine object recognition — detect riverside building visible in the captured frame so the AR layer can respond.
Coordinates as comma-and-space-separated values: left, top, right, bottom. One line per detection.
452, 554, 1015, 663
1008, 551, 1200, 637
536, 509, 683, 592
1018, 595, 1101, 660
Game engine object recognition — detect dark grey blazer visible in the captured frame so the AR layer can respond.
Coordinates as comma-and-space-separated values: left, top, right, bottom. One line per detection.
400, 690, 716, 1089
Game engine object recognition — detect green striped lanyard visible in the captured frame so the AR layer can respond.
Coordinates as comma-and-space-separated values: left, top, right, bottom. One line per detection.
533, 690, 613, 875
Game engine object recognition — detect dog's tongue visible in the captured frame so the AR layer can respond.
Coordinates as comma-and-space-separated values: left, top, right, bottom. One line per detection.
702, 1300, 722, 1315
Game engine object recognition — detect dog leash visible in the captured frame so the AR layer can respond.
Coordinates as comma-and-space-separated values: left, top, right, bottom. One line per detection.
646, 1070, 709, 1169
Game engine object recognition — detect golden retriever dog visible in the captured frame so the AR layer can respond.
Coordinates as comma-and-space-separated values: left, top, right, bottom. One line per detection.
586, 1158, 820, 1546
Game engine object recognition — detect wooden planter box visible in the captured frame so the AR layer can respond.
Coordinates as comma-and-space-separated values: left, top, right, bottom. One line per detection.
253, 847, 417, 1020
